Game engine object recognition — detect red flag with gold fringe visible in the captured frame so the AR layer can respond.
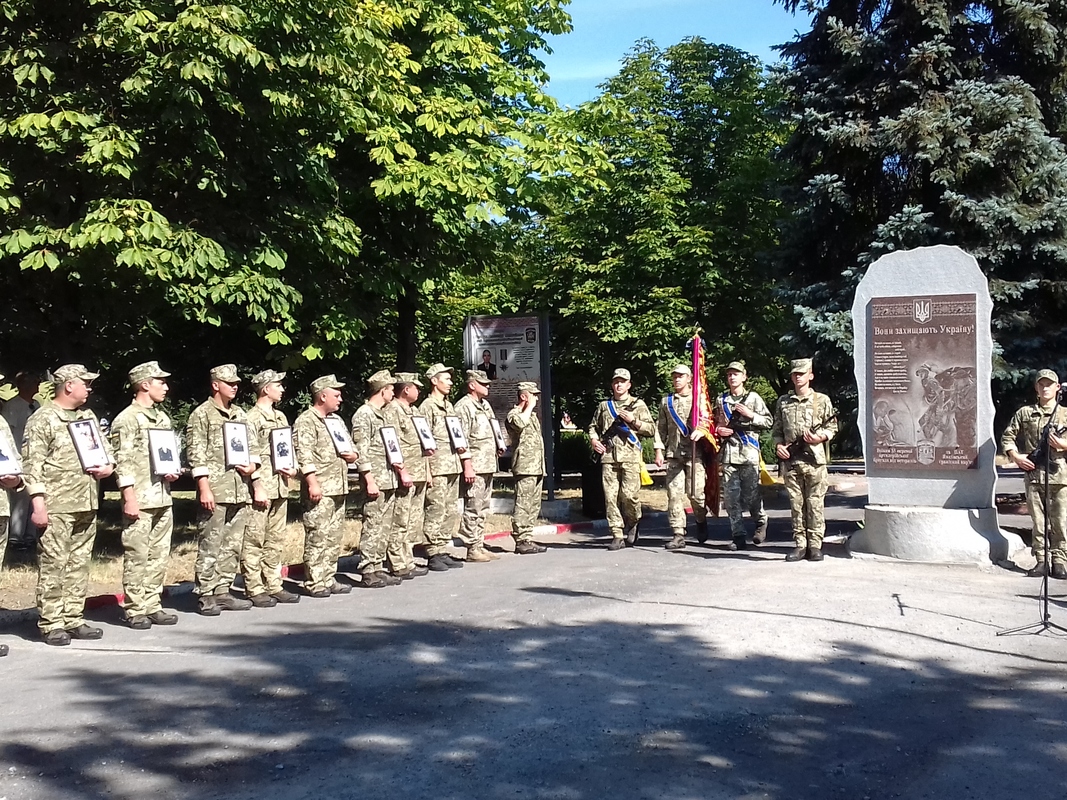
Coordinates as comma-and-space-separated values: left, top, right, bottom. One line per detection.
689, 335, 720, 517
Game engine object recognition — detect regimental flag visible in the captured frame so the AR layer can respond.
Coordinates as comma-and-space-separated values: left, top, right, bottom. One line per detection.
689, 335, 718, 451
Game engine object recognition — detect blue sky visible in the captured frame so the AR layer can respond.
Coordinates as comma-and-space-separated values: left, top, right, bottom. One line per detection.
543, 0, 810, 107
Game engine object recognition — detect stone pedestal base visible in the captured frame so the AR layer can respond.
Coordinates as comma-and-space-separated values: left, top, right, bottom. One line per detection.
850, 505, 1028, 564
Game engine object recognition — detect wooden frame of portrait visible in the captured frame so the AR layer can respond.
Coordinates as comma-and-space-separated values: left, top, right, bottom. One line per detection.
444, 415, 469, 452
0, 426, 22, 476
380, 425, 404, 467
147, 429, 181, 477
269, 427, 296, 472
411, 416, 437, 454
323, 416, 354, 455
488, 417, 507, 450
68, 418, 111, 471
223, 421, 251, 469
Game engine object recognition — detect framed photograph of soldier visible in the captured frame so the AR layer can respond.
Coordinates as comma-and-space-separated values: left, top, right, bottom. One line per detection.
380, 426, 403, 466
223, 421, 251, 469
269, 427, 296, 472
323, 416, 354, 455
0, 427, 21, 476
488, 417, 508, 450
68, 418, 111, 471
444, 415, 469, 452
147, 429, 181, 477
411, 416, 437, 454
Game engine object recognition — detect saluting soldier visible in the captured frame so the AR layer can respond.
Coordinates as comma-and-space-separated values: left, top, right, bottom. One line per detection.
654, 364, 707, 551
186, 364, 263, 614
0, 370, 25, 656
385, 372, 431, 580
294, 375, 357, 597
351, 370, 404, 587
588, 368, 654, 551
23, 365, 114, 646
456, 369, 503, 562
109, 361, 180, 630
714, 361, 773, 550
1001, 368, 1067, 579
419, 364, 465, 572
772, 358, 838, 562
241, 369, 298, 607
506, 381, 548, 555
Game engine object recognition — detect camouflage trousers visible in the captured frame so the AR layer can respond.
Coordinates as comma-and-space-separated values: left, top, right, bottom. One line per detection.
37, 510, 97, 633
242, 497, 287, 596
423, 473, 460, 555
665, 459, 706, 535
121, 505, 173, 616
392, 481, 427, 572
723, 463, 767, 537
784, 461, 828, 547
195, 503, 249, 596
512, 475, 543, 542
1025, 480, 1067, 565
459, 474, 493, 548
602, 462, 642, 538
302, 494, 346, 592
360, 489, 403, 573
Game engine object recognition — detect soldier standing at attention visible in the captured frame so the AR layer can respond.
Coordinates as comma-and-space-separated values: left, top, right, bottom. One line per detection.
385, 373, 431, 580
715, 361, 773, 551
772, 358, 838, 562
456, 369, 503, 562
0, 370, 25, 656
589, 368, 654, 551
186, 364, 263, 615
506, 381, 548, 555
1001, 369, 1067, 579
242, 370, 301, 607
351, 370, 404, 588
23, 365, 114, 646
419, 364, 465, 572
654, 364, 707, 551
294, 375, 357, 597
109, 361, 180, 630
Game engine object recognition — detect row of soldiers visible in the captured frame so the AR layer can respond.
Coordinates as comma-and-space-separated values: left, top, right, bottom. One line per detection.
0, 362, 548, 651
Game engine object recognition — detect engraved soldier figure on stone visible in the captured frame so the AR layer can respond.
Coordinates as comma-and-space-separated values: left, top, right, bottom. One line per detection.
23, 365, 115, 646
654, 364, 709, 551
1001, 368, 1067, 579
456, 369, 504, 562
0, 370, 25, 656
418, 364, 466, 572
506, 381, 548, 555
588, 368, 654, 551
109, 361, 180, 630
772, 358, 838, 562
385, 372, 432, 580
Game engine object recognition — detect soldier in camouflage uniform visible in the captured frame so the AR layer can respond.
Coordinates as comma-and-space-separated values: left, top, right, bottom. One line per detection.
589, 368, 654, 551
714, 361, 773, 550
24, 365, 114, 646
351, 370, 404, 588
772, 358, 838, 562
457, 369, 503, 562
295, 375, 357, 596
109, 361, 180, 630
242, 370, 301, 606
0, 370, 25, 656
654, 364, 708, 551
186, 364, 263, 614
385, 373, 431, 579
419, 364, 465, 572
506, 381, 548, 555
1001, 368, 1067, 579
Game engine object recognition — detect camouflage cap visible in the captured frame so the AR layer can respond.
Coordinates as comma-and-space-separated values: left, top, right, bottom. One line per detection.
128, 360, 172, 387
425, 363, 453, 381
310, 374, 345, 395
51, 364, 100, 384
518, 381, 541, 394
394, 371, 424, 387
209, 364, 241, 383
612, 368, 631, 381
465, 368, 491, 386
1035, 368, 1060, 386
671, 364, 692, 376
790, 358, 813, 374
251, 369, 286, 390
366, 369, 394, 393
725, 361, 747, 374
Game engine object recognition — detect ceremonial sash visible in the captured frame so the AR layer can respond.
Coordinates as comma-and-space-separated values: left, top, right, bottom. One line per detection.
606, 399, 639, 444
721, 393, 760, 450
667, 395, 689, 437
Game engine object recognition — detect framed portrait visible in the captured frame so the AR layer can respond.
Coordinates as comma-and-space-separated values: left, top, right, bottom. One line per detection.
411, 416, 437, 454
68, 418, 111, 471
489, 417, 508, 451
0, 427, 22, 477
323, 415, 354, 455
444, 415, 469, 452
380, 425, 403, 467
223, 421, 251, 469
147, 429, 181, 477
269, 427, 296, 473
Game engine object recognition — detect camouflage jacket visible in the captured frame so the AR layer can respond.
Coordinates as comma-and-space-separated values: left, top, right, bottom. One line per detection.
1001, 402, 1067, 485
294, 408, 350, 497
772, 391, 837, 466
385, 399, 429, 483
455, 393, 498, 475
418, 394, 461, 476
506, 405, 545, 477
23, 402, 113, 513
352, 402, 397, 491
186, 398, 259, 505
0, 415, 20, 517
588, 396, 654, 465
713, 390, 772, 466
110, 401, 174, 510
246, 403, 290, 500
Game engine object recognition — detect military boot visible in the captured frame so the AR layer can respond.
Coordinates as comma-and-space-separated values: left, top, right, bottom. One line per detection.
785, 546, 808, 562
1027, 562, 1048, 578
42, 630, 71, 646
198, 595, 221, 616
127, 615, 152, 630
1053, 563, 1067, 580
427, 554, 453, 571
808, 548, 825, 562
249, 593, 278, 608
515, 540, 547, 554
752, 520, 768, 545
695, 520, 709, 544
664, 533, 686, 551
466, 546, 494, 563
607, 537, 625, 551
270, 589, 301, 604
729, 536, 746, 551
67, 624, 103, 640
215, 593, 252, 611
147, 610, 179, 625
624, 523, 640, 547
